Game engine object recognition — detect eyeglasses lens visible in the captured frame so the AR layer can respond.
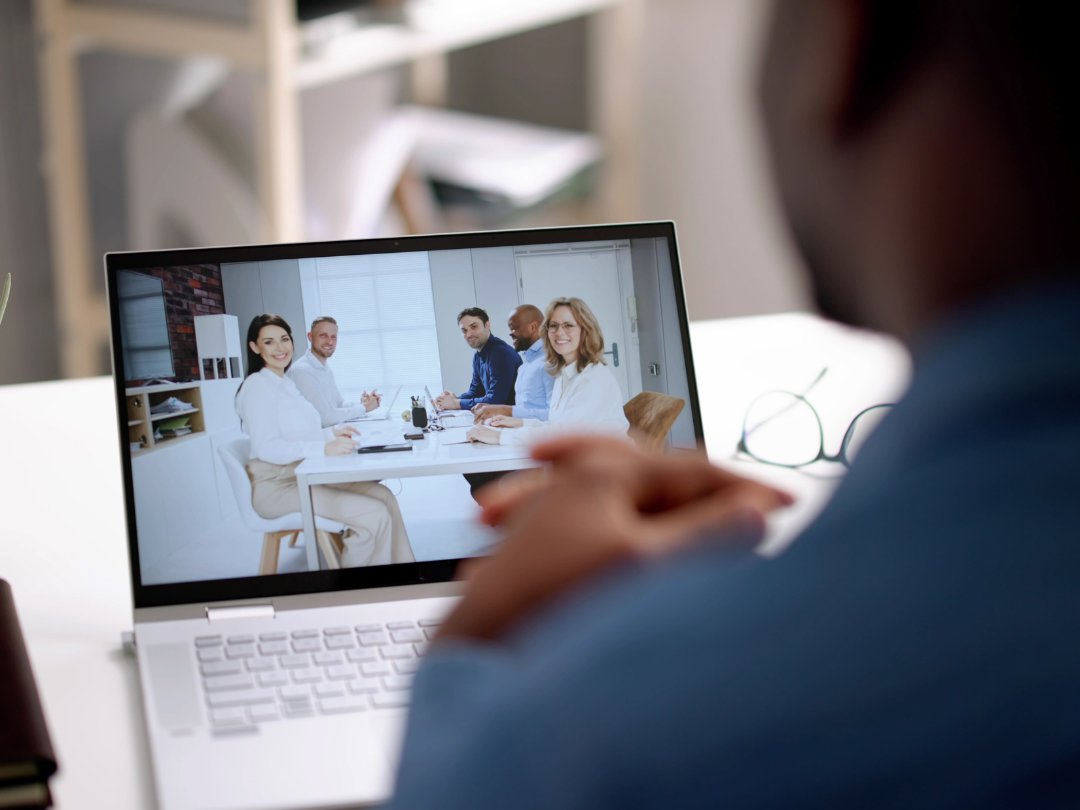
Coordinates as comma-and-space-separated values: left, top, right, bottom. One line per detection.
743, 392, 822, 466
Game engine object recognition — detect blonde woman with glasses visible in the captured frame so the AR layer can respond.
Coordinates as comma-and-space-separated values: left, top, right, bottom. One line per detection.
467, 297, 629, 446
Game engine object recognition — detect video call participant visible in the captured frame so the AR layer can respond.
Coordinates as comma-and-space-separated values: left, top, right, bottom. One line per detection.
235, 314, 414, 568
435, 308, 521, 412
472, 305, 554, 424
467, 297, 629, 446
289, 316, 381, 428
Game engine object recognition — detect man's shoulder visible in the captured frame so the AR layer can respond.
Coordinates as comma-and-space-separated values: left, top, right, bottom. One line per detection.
488, 335, 522, 363
288, 354, 317, 377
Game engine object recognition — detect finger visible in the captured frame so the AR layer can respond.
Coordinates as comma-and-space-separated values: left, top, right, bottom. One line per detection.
476, 469, 549, 526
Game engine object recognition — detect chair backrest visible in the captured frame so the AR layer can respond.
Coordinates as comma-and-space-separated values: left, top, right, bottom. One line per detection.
218, 438, 262, 525
624, 392, 686, 453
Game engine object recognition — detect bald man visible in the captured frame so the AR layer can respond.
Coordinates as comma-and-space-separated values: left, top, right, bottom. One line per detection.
472, 304, 554, 423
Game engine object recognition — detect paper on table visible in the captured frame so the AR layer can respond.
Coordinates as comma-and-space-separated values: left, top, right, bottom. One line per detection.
436, 428, 473, 445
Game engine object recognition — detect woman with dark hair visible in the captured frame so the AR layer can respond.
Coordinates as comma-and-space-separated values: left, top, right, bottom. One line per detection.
235, 314, 414, 567
467, 297, 629, 446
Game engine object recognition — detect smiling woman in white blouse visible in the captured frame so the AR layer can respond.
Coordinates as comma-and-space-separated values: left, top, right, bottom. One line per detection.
466, 297, 630, 447
234, 314, 414, 567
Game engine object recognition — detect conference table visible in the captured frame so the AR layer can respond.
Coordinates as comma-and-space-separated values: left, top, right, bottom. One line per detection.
0, 314, 908, 809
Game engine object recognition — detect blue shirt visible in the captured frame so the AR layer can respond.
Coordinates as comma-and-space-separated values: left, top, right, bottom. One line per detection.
511, 340, 555, 421
392, 281, 1080, 809
458, 334, 522, 410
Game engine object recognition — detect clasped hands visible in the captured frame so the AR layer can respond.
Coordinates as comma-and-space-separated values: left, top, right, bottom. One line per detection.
467, 404, 521, 444
436, 436, 794, 643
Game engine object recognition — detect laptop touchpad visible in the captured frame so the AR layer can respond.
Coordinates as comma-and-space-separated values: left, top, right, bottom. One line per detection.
146, 643, 203, 729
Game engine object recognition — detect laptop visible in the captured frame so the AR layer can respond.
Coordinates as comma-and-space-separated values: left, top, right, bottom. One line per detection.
424, 385, 475, 428
106, 222, 703, 810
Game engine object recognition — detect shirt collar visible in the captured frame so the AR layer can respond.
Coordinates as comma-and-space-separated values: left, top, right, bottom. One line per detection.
523, 340, 544, 360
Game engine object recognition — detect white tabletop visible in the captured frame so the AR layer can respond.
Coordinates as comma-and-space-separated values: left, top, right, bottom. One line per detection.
0, 313, 908, 809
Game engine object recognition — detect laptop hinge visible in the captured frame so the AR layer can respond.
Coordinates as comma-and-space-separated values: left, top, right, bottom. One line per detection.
206, 604, 275, 623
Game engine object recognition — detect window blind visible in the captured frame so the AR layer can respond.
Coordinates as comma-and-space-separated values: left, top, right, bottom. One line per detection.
313, 252, 442, 401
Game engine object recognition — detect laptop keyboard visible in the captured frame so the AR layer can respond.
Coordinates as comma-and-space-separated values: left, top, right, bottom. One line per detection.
193, 619, 439, 729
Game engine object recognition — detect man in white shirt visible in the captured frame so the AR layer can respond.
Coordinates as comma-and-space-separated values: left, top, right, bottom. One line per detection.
472, 305, 554, 423
288, 316, 380, 427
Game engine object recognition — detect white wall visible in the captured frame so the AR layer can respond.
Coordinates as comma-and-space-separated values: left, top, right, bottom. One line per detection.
221, 259, 306, 375
636, 0, 812, 322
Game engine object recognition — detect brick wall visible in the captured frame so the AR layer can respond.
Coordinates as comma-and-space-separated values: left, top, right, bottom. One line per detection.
136, 263, 224, 382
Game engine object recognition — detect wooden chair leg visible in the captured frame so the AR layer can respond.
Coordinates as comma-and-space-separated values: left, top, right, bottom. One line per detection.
259, 532, 283, 575
287, 531, 300, 547
330, 532, 344, 555
316, 530, 342, 570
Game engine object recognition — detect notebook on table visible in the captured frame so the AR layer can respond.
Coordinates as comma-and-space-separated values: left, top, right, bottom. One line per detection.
105, 222, 703, 810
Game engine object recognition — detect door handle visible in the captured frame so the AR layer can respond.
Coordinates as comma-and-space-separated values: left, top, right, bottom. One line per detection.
604, 342, 619, 367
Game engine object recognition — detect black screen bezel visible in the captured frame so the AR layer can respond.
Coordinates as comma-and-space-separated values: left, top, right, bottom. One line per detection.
106, 222, 703, 609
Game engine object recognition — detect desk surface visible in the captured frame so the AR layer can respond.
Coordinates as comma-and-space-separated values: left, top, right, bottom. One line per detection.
0, 313, 908, 809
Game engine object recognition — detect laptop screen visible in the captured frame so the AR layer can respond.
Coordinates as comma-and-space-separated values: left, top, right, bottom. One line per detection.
107, 223, 702, 608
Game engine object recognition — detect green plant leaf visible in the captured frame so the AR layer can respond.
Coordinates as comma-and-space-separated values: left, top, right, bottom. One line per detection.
0, 273, 9, 327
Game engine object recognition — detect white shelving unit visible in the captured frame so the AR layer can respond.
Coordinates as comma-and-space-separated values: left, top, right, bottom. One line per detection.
33, 0, 644, 379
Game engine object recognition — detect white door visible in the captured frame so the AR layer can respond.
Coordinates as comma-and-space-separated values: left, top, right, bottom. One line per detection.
518, 251, 630, 403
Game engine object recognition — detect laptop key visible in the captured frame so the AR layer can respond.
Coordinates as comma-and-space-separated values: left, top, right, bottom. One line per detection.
394, 658, 419, 675
326, 664, 355, 681
206, 688, 276, 708
248, 704, 280, 723
371, 692, 410, 710
386, 621, 415, 630
355, 623, 382, 633
280, 654, 310, 669
382, 675, 413, 692
292, 629, 319, 639
226, 634, 255, 645
390, 629, 423, 644
283, 702, 315, 719
423, 628, 439, 641
258, 671, 289, 687
361, 661, 392, 678
358, 631, 389, 647
414, 644, 427, 657
279, 685, 311, 701
380, 645, 413, 660
313, 651, 344, 666
324, 626, 351, 636
201, 660, 242, 677
259, 631, 287, 642
319, 696, 367, 715
245, 658, 277, 673
293, 669, 323, 684
197, 647, 224, 663
325, 635, 356, 650
259, 641, 289, 655
225, 644, 256, 659
210, 707, 247, 727
314, 682, 346, 699
195, 635, 223, 647
347, 648, 379, 663
292, 638, 322, 653
417, 619, 442, 628
204, 674, 254, 692
347, 679, 379, 695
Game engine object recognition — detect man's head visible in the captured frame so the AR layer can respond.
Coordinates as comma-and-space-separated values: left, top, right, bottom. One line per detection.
458, 307, 491, 351
308, 316, 338, 361
507, 305, 544, 352
759, 0, 1080, 340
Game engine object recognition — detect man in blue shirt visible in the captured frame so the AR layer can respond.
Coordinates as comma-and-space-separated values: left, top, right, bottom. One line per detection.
392, 1, 1080, 807
435, 307, 521, 412
472, 305, 554, 423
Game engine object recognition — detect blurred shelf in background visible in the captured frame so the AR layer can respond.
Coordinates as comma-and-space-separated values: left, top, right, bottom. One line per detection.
32, 0, 644, 378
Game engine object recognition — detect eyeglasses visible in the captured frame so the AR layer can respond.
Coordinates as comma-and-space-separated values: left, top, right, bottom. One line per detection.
736, 368, 894, 469
547, 322, 579, 334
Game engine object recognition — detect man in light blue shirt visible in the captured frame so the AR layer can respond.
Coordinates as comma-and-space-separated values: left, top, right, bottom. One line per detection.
472, 305, 553, 422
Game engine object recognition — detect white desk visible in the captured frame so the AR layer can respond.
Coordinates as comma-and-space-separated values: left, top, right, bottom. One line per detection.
295, 429, 537, 570
0, 314, 908, 809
